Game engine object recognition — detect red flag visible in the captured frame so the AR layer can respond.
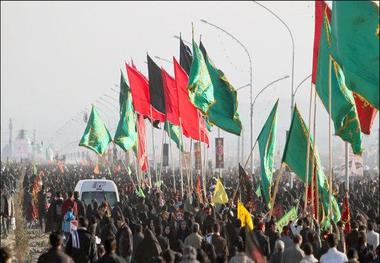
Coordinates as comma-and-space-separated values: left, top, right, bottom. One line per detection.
353, 93, 378, 135
162, 68, 180, 125
137, 114, 149, 172
126, 63, 165, 122
312, 1, 331, 84
173, 57, 209, 145
341, 192, 351, 234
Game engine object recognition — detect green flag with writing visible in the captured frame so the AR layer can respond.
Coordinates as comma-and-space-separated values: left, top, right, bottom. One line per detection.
114, 91, 138, 152
330, 1, 379, 109
316, 12, 362, 154
282, 105, 340, 222
188, 39, 214, 114
257, 100, 278, 206
199, 41, 242, 135
79, 106, 112, 155
276, 206, 298, 232
164, 121, 183, 152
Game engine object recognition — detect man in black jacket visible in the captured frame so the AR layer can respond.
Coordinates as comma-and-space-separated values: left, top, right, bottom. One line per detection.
115, 217, 133, 263
98, 236, 127, 263
38, 232, 74, 263
65, 217, 98, 263
253, 222, 271, 258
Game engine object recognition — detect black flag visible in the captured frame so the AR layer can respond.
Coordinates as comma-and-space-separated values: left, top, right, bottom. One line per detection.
147, 55, 166, 129
180, 36, 193, 75
147, 54, 166, 115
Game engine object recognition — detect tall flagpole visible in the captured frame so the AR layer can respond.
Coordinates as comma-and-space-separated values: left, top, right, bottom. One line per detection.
179, 117, 185, 197
304, 80, 314, 214
158, 127, 165, 189
218, 128, 222, 178
312, 84, 319, 221
345, 142, 349, 192
310, 84, 317, 219
189, 139, 193, 190
167, 122, 176, 192
197, 112, 205, 201
328, 56, 333, 221
150, 106, 157, 187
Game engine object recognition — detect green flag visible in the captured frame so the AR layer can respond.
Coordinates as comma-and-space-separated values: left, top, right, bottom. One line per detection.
282, 105, 341, 222
330, 1, 379, 109
164, 121, 183, 151
33, 164, 37, 175
119, 71, 129, 113
136, 186, 145, 198
255, 185, 261, 198
276, 207, 298, 232
257, 100, 278, 205
79, 106, 112, 155
188, 39, 214, 114
316, 12, 363, 154
199, 41, 242, 135
114, 91, 138, 152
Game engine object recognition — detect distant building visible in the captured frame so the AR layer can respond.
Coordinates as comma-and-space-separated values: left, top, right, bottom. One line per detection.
13, 129, 32, 161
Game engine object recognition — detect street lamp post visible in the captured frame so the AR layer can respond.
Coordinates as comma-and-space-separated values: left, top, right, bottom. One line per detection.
289, 74, 311, 187
241, 75, 289, 172
200, 19, 254, 175
251, 1, 295, 118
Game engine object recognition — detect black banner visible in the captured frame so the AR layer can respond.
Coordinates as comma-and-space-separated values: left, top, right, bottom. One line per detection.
215, 138, 224, 169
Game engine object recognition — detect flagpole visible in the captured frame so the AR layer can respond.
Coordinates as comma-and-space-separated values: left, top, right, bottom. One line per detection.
304, 79, 314, 215
310, 84, 317, 220
143, 116, 152, 188
121, 159, 136, 190
150, 106, 157, 187
179, 117, 185, 197
312, 86, 320, 221
328, 56, 333, 222
269, 164, 285, 218
345, 142, 349, 192
196, 113, 202, 198
218, 128, 222, 178
158, 127, 165, 190
189, 139, 193, 190
167, 122, 176, 193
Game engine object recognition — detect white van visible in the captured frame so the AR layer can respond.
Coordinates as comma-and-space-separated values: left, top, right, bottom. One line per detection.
74, 179, 120, 208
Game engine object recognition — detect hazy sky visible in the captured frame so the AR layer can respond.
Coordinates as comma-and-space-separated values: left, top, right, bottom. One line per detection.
1, 1, 378, 166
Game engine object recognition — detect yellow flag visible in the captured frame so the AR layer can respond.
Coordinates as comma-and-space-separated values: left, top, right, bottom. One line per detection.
211, 178, 228, 204
238, 200, 254, 231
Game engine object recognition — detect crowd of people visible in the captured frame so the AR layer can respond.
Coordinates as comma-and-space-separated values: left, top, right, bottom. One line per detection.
0, 161, 379, 263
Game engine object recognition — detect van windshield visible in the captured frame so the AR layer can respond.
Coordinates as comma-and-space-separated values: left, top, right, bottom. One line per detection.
81, 191, 117, 208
